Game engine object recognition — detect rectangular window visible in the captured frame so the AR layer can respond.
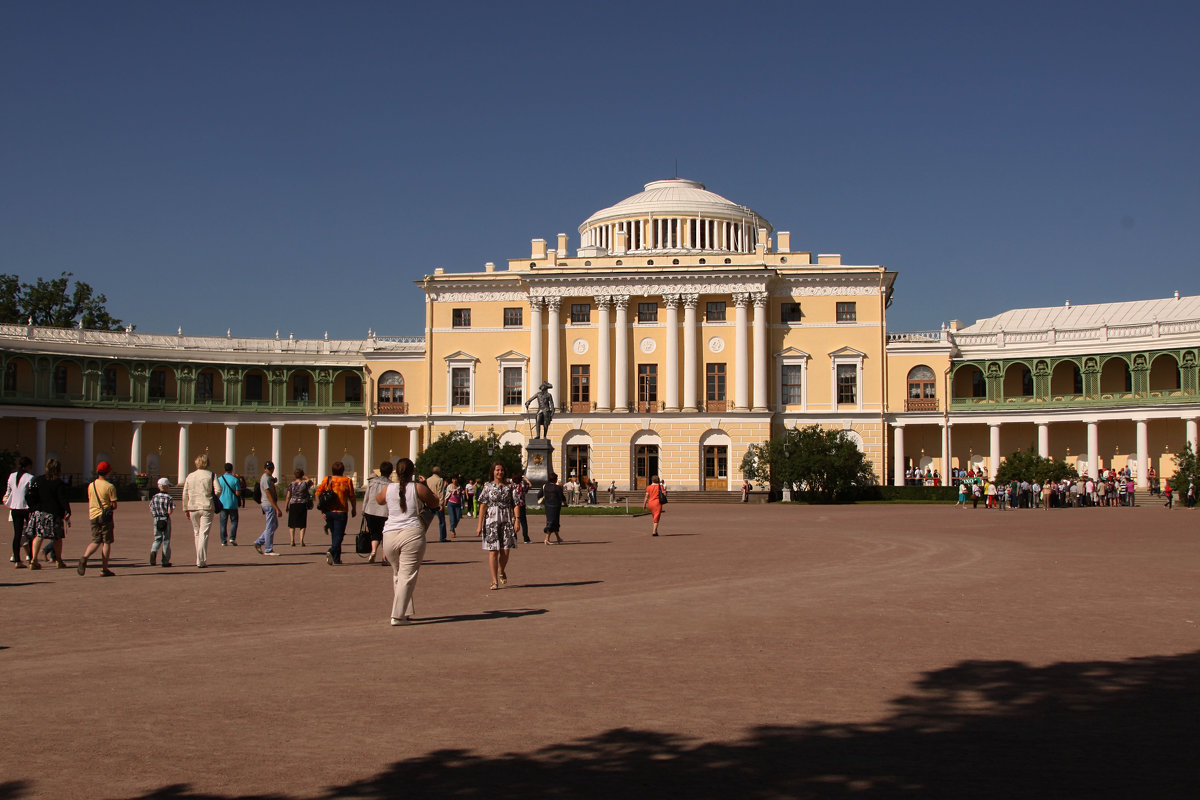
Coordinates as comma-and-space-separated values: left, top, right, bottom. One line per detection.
451, 367, 471, 407
293, 374, 310, 403
101, 367, 118, 398
836, 302, 857, 323
344, 375, 362, 403
503, 307, 523, 327
706, 363, 726, 402
196, 372, 214, 401
837, 364, 857, 405
781, 302, 803, 323
637, 302, 658, 323
148, 369, 166, 400
3, 363, 15, 392
452, 308, 471, 328
706, 301, 726, 322
570, 364, 590, 404
571, 303, 590, 324
782, 365, 803, 405
503, 367, 523, 406
244, 373, 263, 402
637, 364, 658, 402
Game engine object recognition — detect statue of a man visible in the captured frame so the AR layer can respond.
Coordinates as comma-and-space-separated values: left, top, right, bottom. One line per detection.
525, 381, 555, 439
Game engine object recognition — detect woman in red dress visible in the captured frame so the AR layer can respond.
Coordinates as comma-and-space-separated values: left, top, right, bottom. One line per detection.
642, 475, 665, 536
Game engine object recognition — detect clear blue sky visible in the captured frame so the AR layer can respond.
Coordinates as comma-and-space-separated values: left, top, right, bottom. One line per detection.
3, 1, 1197, 338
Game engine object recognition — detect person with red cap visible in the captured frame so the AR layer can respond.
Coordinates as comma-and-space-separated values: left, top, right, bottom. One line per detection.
78, 461, 117, 576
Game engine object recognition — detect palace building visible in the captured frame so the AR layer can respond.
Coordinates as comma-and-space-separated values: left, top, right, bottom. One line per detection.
2, 179, 1198, 491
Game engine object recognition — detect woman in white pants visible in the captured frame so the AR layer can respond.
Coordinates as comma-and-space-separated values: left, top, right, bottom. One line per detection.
377, 459, 440, 626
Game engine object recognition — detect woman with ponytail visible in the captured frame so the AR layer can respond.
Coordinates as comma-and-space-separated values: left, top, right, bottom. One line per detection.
376, 458, 440, 626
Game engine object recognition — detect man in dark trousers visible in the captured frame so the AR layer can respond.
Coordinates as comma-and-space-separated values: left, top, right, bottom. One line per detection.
537, 472, 565, 545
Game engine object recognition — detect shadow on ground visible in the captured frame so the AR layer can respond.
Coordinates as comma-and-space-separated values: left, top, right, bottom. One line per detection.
25, 649, 1194, 800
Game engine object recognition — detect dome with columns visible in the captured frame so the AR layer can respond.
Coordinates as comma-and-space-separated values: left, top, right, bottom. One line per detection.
577, 178, 773, 256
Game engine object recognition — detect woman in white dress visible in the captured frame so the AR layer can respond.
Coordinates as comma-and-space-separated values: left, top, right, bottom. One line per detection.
476, 463, 520, 590
377, 458, 440, 626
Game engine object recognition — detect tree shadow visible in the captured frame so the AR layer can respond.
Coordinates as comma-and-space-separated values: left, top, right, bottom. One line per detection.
49, 650, 1200, 799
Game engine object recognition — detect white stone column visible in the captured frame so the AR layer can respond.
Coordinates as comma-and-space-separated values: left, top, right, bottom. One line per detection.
734, 293, 749, 410
614, 296, 629, 411
408, 426, 420, 459
989, 423, 1001, 478
546, 297, 562, 408
1135, 418, 1149, 489
1086, 421, 1099, 476
596, 297, 611, 411
752, 292, 768, 411
130, 420, 144, 474
317, 425, 329, 482
682, 295, 698, 411
893, 425, 905, 487
35, 417, 47, 474
941, 422, 951, 477
664, 294, 680, 411
178, 423, 191, 483
224, 423, 237, 470
1037, 422, 1050, 458
529, 298, 544, 387
82, 419, 95, 479
1186, 417, 1198, 455
363, 424, 373, 478
270, 424, 283, 474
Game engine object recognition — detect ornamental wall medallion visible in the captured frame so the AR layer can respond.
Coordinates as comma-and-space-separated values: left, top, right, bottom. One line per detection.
708, 337, 725, 353
572, 338, 589, 355
640, 338, 656, 354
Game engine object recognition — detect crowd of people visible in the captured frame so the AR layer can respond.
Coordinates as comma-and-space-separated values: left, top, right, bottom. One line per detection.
953, 467, 1147, 509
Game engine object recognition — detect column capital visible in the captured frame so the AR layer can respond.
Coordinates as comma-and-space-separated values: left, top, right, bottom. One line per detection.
733, 292, 751, 307
612, 295, 629, 311
682, 294, 698, 310
751, 291, 768, 308
596, 295, 613, 309
662, 293, 681, 308
545, 296, 562, 312
528, 296, 545, 311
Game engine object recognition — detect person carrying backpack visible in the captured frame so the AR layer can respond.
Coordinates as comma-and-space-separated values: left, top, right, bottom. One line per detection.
317, 462, 356, 565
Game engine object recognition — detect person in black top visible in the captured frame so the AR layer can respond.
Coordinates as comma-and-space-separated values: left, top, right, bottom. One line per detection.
25, 458, 71, 570
538, 472, 565, 545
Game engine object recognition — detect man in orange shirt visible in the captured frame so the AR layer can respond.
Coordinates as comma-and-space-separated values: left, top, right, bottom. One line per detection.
319, 461, 357, 565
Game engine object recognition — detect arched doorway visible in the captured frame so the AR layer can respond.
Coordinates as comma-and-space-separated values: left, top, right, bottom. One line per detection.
562, 429, 592, 483
631, 430, 661, 489
700, 429, 731, 491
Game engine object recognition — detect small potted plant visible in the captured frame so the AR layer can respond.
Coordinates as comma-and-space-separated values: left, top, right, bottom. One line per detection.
134, 472, 149, 489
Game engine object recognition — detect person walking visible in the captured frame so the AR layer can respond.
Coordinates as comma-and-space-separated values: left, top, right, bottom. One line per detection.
609, 480, 618, 504
148, 477, 175, 567
5, 456, 35, 567
539, 473, 565, 545
378, 458, 440, 626
444, 477, 463, 538
215, 463, 240, 546
78, 461, 117, 576
181, 454, 217, 568
253, 461, 282, 556
318, 461, 356, 565
514, 472, 531, 543
362, 461, 392, 564
424, 466, 447, 542
476, 463, 520, 589
284, 469, 312, 546
643, 475, 666, 536
24, 458, 71, 570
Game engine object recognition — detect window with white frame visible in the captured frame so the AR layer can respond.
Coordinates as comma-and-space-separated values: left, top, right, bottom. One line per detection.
830, 348, 865, 410
451, 368, 471, 407
836, 364, 857, 405
503, 367, 523, 406
781, 365, 803, 405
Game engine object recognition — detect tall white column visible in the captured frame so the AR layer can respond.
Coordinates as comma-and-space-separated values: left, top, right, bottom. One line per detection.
1086, 421, 1099, 476
989, 423, 1001, 478
363, 424, 373, 478
1037, 422, 1050, 458
224, 423, 237, 470
529, 298, 544, 387
1186, 417, 1198, 454
682, 295, 698, 411
317, 425, 329, 482
82, 419, 95, 479
1135, 418, 1149, 489
270, 424, 283, 475
664, 294, 680, 411
178, 423, 191, 483
546, 297, 562, 408
35, 417, 47, 473
941, 422, 951, 477
752, 292, 768, 411
130, 420, 144, 474
893, 426, 905, 487
614, 297, 629, 411
408, 426, 419, 459
734, 293, 749, 410
596, 297, 611, 411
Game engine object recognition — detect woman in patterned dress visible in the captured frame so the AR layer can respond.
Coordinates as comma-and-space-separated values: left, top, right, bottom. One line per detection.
475, 463, 520, 590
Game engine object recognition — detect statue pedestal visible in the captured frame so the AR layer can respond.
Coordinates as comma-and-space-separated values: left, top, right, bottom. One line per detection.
525, 438, 554, 490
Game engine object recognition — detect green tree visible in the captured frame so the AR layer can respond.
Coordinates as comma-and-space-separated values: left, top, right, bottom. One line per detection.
0, 271, 126, 330
742, 425, 876, 503
413, 428, 523, 484
1170, 442, 1199, 498
994, 446, 1077, 486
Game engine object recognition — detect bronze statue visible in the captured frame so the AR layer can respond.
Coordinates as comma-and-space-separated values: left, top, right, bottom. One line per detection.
525, 381, 555, 439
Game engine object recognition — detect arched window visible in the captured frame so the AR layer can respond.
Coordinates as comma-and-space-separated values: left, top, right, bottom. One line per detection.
378, 371, 405, 413
907, 365, 936, 399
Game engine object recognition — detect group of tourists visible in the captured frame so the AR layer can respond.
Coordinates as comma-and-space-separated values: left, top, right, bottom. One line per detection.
954, 471, 1142, 509
903, 467, 943, 486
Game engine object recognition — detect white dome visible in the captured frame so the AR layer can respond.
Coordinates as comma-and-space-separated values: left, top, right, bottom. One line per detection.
580, 178, 772, 232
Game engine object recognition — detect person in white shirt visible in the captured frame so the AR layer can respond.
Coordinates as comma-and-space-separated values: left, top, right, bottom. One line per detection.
5, 456, 35, 567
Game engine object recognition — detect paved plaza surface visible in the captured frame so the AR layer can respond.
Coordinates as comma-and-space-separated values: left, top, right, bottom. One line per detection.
3, 502, 1199, 799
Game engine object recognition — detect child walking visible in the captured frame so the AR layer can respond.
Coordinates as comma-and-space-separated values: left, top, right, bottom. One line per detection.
149, 478, 175, 567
